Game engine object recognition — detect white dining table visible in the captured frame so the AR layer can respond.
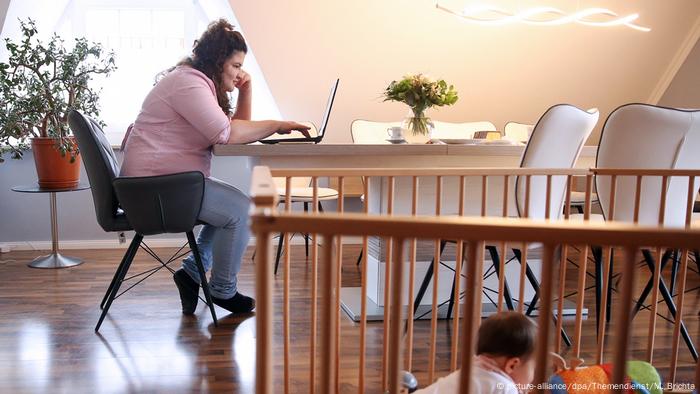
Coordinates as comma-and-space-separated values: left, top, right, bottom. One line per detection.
215, 143, 596, 320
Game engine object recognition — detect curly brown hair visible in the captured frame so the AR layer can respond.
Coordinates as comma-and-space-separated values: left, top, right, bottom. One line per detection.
178, 19, 247, 115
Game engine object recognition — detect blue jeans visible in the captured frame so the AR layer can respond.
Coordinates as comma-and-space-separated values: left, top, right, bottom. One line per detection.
182, 177, 250, 299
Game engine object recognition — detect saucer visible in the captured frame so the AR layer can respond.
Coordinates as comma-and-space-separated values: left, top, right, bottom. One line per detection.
439, 138, 481, 145
386, 138, 407, 144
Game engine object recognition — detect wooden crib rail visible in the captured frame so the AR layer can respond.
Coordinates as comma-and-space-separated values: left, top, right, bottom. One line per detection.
251, 165, 700, 394
252, 225, 700, 391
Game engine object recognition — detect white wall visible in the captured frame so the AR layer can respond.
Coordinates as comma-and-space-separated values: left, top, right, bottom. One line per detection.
229, 0, 700, 145
0, 0, 8, 29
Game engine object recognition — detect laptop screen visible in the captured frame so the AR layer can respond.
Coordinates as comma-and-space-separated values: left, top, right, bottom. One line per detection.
317, 78, 339, 138
257, 78, 339, 143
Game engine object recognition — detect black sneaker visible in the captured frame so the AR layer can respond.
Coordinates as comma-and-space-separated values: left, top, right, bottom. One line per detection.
173, 269, 199, 315
212, 292, 256, 314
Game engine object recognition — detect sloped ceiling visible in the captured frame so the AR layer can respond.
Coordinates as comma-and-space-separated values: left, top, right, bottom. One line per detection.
660, 38, 700, 109
229, 0, 700, 144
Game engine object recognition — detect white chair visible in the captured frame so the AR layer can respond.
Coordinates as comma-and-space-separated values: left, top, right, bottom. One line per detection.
594, 103, 700, 357
431, 120, 496, 140
514, 106, 599, 220
503, 121, 533, 143
416, 105, 599, 332
505, 119, 597, 212
350, 119, 402, 144
270, 123, 339, 274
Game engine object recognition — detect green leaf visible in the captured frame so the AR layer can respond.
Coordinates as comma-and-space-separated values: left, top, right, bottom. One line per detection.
0, 18, 117, 162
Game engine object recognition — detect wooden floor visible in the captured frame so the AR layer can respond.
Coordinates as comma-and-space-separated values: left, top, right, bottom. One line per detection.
0, 244, 698, 393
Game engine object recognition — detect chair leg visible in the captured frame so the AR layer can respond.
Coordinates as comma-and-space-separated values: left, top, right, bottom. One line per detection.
446, 272, 458, 319
274, 232, 285, 275
670, 249, 679, 295
591, 246, 603, 327
486, 246, 515, 311
412, 240, 448, 318
303, 202, 310, 258
511, 249, 542, 316
356, 248, 363, 266
606, 253, 614, 323
695, 250, 700, 274
95, 234, 142, 332
632, 249, 699, 360
633, 250, 674, 316
187, 231, 218, 327
512, 248, 571, 347
590, 246, 614, 325
639, 249, 698, 360
100, 242, 135, 310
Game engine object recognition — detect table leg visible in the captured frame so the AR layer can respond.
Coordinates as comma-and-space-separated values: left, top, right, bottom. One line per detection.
28, 192, 83, 269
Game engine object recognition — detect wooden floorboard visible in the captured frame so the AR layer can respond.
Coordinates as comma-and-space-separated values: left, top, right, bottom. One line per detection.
0, 245, 698, 393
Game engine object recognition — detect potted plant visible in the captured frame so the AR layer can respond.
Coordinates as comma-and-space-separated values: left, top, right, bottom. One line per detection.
383, 74, 458, 143
0, 19, 116, 188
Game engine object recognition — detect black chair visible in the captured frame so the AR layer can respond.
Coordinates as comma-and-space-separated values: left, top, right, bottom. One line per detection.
69, 110, 217, 332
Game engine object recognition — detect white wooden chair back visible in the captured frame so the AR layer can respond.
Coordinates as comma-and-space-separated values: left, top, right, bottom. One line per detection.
596, 104, 700, 227
515, 105, 599, 220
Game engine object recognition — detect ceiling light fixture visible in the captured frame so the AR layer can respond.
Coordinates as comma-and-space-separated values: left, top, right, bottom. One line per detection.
435, 2, 651, 32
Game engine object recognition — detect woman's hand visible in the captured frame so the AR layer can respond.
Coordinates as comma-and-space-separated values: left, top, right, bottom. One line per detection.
235, 70, 251, 92
277, 121, 311, 138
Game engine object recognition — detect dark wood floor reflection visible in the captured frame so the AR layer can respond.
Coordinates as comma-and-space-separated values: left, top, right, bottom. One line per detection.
0, 245, 698, 393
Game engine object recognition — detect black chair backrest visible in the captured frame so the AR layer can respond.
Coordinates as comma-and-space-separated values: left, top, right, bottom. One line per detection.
69, 110, 131, 232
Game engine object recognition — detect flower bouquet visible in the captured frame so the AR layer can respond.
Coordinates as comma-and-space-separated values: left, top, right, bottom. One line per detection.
382, 74, 458, 137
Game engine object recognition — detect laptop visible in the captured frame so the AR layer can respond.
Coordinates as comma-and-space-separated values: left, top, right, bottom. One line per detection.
259, 78, 339, 144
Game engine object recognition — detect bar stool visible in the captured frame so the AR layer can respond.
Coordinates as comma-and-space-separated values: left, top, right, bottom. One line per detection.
272, 177, 338, 275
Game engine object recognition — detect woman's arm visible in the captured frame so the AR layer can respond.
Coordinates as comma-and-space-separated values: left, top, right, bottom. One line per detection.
226, 119, 310, 144
232, 70, 252, 120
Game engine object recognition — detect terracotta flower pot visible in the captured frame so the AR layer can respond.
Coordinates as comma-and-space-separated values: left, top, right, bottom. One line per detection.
31, 137, 81, 189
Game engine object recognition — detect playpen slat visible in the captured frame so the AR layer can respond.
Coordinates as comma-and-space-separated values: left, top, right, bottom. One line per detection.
545, 175, 552, 220
358, 177, 370, 394
382, 177, 395, 391
533, 243, 556, 394
573, 242, 589, 358
611, 246, 638, 394
451, 176, 466, 371
459, 241, 485, 394
670, 176, 696, 383
429, 176, 443, 383
335, 177, 344, 393
388, 237, 406, 394
555, 176, 573, 352
584, 174, 593, 220
406, 176, 419, 372
647, 175, 668, 362
310, 177, 319, 394
284, 178, 292, 394
519, 176, 532, 313
319, 234, 337, 394
255, 229, 272, 394
497, 175, 509, 312
595, 175, 618, 364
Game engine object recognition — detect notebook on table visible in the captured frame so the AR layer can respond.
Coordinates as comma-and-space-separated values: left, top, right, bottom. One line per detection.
258, 78, 339, 144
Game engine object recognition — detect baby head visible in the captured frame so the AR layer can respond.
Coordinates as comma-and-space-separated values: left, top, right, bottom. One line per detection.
477, 311, 538, 386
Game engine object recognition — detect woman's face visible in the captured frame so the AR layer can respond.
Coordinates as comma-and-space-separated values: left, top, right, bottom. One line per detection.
221, 51, 246, 92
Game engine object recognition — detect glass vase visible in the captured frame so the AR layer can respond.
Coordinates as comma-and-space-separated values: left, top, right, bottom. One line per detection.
401, 110, 434, 144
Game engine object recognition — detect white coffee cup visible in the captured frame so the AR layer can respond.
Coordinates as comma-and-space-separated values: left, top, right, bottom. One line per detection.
386, 126, 403, 140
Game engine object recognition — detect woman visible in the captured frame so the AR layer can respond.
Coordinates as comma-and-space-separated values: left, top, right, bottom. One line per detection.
121, 19, 309, 315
